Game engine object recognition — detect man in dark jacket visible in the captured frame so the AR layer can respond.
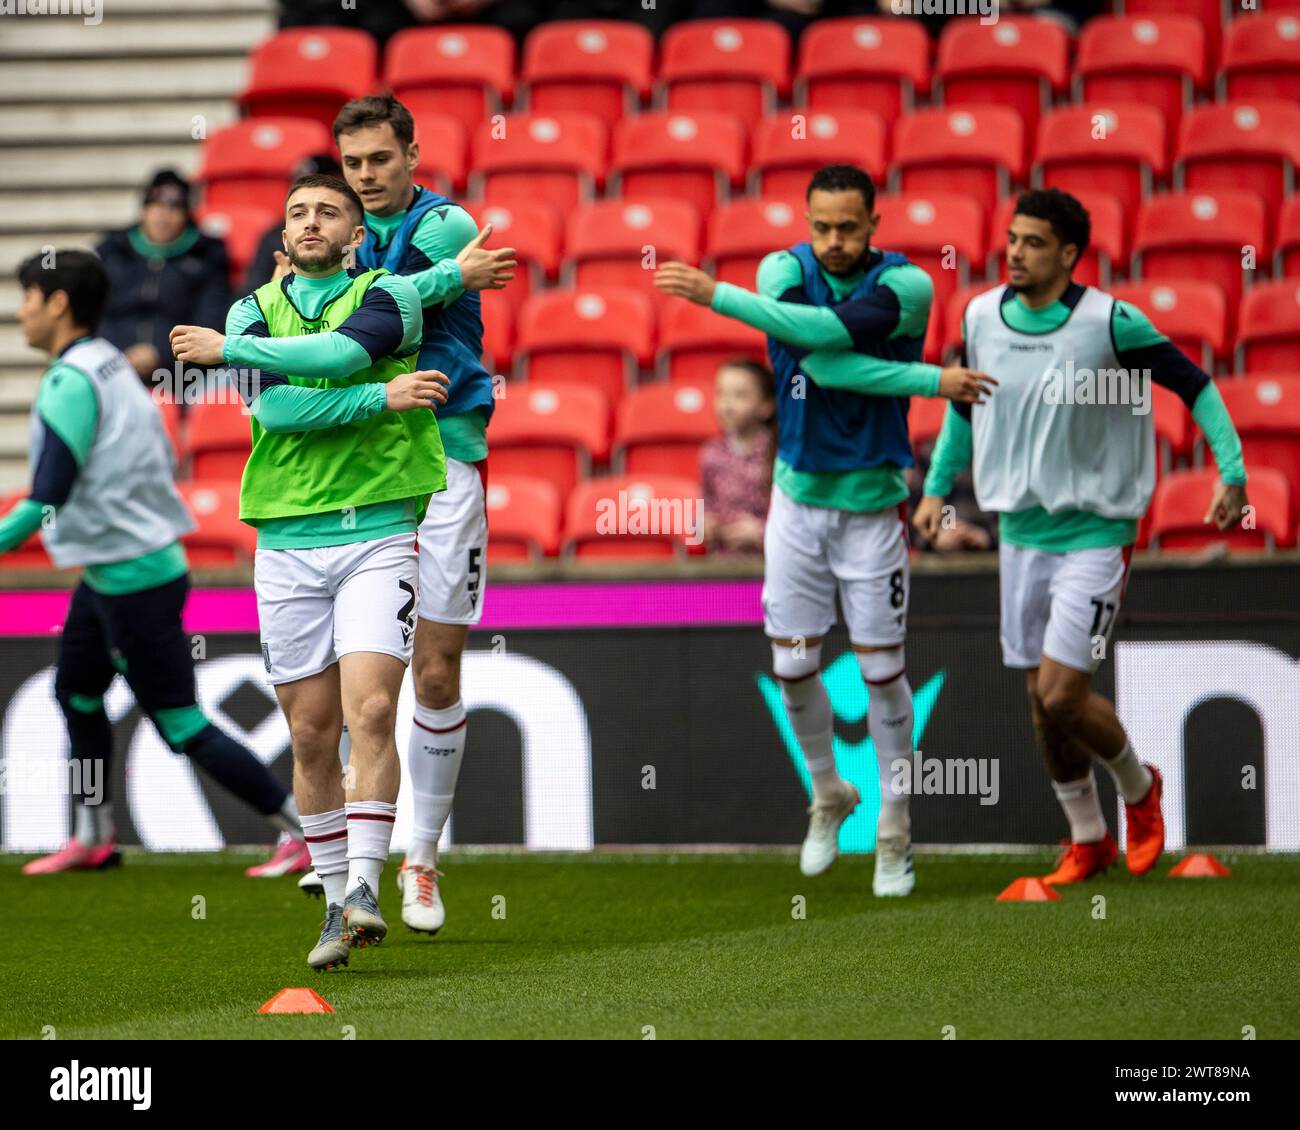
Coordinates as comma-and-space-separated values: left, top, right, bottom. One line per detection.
96, 170, 230, 384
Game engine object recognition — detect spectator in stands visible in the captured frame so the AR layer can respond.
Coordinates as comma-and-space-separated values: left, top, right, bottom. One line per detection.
96, 170, 229, 385
242, 152, 342, 291
692, 1, 875, 40
906, 451, 995, 552
278, 0, 566, 47
701, 359, 777, 556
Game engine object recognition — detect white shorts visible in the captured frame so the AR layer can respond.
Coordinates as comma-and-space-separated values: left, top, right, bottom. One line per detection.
254, 531, 419, 685
762, 486, 910, 646
417, 456, 487, 625
999, 542, 1133, 674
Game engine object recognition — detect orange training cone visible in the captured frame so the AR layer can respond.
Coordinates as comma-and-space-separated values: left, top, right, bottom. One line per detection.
259, 987, 335, 1014
997, 877, 1062, 902
1169, 853, 1231, 878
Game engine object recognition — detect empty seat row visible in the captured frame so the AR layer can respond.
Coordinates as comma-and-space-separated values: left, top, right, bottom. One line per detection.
237, 13, 1300, 139
196, 98, 1300, 227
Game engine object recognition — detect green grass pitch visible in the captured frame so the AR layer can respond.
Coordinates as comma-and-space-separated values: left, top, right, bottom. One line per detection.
5, 851, 1298, 1040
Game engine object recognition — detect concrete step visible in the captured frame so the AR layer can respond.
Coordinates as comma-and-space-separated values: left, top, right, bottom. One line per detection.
0, 458, 28, 493
0, 101, 237, 146
0, 145, 201, 191
0, 235, 99, 276
0, 416, 31, 457
0, 375, 41, 412
0, 191, 137, 235
0, 13, 272, 58
0, 57, 249, 104
0, 287, 19, 321
0, 326, 45, 369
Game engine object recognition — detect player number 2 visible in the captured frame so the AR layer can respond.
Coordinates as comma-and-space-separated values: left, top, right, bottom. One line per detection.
888, 569, 905, 609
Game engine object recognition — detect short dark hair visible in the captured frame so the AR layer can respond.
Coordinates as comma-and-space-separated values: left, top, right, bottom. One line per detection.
1013, 188, 1091, 257
332, 93, 415, 148
285, 173, 366, 227
18, 250, 109, 332
806, 164, 876, 211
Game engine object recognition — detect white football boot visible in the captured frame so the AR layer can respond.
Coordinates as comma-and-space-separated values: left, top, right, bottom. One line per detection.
799, 780, 861, 877
298, 868, 324, 897
872, 830, 916, 897
400, 862, 446, 934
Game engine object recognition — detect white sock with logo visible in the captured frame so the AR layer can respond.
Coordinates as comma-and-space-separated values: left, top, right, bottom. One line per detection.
1052, 772, 1108, 844
773, 643, 842, 805
345, 800, 397, 897
858, 648, 914, 838
301, 807, 348, 906
1097, 742, 1152, 806
407, 700, 467, 869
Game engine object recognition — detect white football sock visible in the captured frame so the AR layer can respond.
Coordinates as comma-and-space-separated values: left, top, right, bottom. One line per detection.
345, 800, 396, 897
74, 801, 114, 846
407, 700, 467, 868
858, 648, 914, 835
773, 643, 841, 804
1052, 772, 1108, 844
301, 807, 348, 906
1097, 742, 1152, 805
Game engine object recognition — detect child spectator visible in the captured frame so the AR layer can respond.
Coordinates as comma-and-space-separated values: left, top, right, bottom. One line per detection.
700, 359, 776, 556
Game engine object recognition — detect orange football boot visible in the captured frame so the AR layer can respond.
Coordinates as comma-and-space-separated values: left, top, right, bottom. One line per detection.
1042, 833, 1119, 885
1124, 765, 1165, 875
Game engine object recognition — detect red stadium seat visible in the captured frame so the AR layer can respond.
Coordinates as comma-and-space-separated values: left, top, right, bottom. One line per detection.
1151, 383, 1193, 470
520, 20, 653, 128
513, 288, 654, 408
238, 28, 376, 131
1111, 281, 1228, 370
1116, 0, 1225, 67
1175, 101, 1300, 221
989, 190, 1126, 290
470, 198, 563, 312
1211, 376, 1300, 520
484, 474, 563, 560
1149, 466, 1293, 552
941, 283, 994, 360
657, 19, 790, 130
401, 95, 468, 195
564, 199, 701, 307
656, 301, 767, 385
1074, 16, 1205, 145
1276, 196, 1300, 279
1219, 13, 1300, 104
1033, 104, 1166, 234
891, 107, 1024, 220
794, 17, 930, 119
1133, 190, 1268, 317
749, 110, 887, 202
469, 113, 607, 212
196, 118, 332, 214
908, 395, 948, 452
934, 17, 1069, 158
609, 112, 747, 218
176, 480, 256, 567
0, 491, 52, 569
563, 473, 701, 559
614, 382, 719, 478
385, 25, 514, 136
705, 198, 804, 289
1236, 282, 1300, 372
185, 399, 251, 482
155, 395, 183, 460
873, 193, 985, 311
488, 383, 611, 504
479, 287, 514, 374
922, 299, 943, 365
195, 204, 277, 289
